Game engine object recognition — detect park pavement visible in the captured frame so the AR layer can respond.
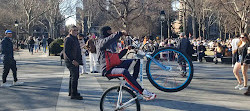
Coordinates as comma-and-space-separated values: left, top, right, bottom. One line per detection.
0, 49, 250, 111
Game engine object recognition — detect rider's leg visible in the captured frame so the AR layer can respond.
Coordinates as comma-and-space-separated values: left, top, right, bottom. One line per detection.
132, 60, 140, 79
106, 68, 143, 94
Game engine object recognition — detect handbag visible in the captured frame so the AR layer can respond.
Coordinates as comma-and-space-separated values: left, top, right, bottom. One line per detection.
105, 51, 122, 71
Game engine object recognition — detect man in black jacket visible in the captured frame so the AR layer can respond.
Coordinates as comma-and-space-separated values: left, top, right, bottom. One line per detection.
176, 32, 192, 77
1, 30, 23, 87
64, 26, 83, 100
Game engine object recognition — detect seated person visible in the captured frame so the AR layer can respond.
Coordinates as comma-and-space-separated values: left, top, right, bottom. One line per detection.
96, 26, 156, 100
197, 42, 206, 62
214, 42, 224, 64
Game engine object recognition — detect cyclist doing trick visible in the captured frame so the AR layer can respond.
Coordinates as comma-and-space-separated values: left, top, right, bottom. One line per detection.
97, 26, 156, 100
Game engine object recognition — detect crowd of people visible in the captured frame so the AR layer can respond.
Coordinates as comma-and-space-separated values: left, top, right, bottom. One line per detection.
24, 36, 54, 55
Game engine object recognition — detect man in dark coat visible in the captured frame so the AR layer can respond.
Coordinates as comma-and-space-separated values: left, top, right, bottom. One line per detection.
64, 26, 83, 100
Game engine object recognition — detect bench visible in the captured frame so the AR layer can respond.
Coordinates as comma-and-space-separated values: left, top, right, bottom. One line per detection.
204, 56, 214, 62
221, 57, 232, 64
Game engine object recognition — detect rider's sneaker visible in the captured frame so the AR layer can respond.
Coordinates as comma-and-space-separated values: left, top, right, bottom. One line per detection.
1, 83, 12, 87
235, 84, 243, 90
142, 89, 156, 101
13, 81, 24, 86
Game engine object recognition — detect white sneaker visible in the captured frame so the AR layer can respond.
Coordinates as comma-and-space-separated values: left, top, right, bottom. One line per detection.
1, 83, 12, 87
239, 86, 248, 90
13, 81, 24, 86
235, 84, 243, 90
142, 89, 156, 100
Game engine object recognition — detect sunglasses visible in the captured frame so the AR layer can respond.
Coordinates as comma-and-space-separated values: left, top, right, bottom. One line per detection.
240, 36, 245, 38
79, 39, 82, 40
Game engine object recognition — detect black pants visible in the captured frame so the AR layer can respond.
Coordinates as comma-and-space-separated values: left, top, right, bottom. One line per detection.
65, 61, 80, 96
2, 59, 17, 83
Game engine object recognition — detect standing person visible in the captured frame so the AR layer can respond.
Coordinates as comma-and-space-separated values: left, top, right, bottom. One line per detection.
231, 34, 240, 67
28, 36, 35, 55
97, 26, 156, 100
176, 32, 193, 77
64, 25, 83, 100
47, 37, 54, 55
42, 36, 47, 53
34, 37, 39, 53
1, 30, 23, 87
233, 33, 250, 91
86, 33, 98, 73
78, 33, 88, 74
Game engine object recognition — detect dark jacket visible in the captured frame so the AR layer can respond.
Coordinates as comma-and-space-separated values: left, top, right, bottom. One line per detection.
177, 37, 193, 57
1, 37, 14, 60
96, 32, 123, 76
64, 34, 83, 65
28, 39, 35, 46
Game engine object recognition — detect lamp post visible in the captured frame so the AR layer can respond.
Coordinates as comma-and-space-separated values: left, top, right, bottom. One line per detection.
14, 20, 19, 49
160, 10, 166, 42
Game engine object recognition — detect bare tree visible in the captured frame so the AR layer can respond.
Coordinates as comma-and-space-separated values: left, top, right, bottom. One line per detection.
219, 0, 250, 33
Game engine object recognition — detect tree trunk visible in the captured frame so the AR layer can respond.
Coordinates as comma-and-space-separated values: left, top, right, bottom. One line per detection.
198, 19, 201, 37
192, 15, 196, 38
224, 24, 227, 40
207, 26, 210, 39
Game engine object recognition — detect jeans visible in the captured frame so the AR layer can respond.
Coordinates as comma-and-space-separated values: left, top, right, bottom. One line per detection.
65, 61, 80, 96
2, 59, 17, 83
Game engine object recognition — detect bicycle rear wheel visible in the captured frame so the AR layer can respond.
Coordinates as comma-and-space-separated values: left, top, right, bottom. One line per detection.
100, 86, 140, 111
146, 47, 193, 92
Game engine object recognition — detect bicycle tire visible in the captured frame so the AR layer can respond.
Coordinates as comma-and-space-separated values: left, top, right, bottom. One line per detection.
100, 86, 140, 111
126, 52, 135, 59
146, 47, 194, 92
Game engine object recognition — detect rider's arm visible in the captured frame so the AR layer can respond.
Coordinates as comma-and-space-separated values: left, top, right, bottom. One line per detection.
99, 32, 123, 50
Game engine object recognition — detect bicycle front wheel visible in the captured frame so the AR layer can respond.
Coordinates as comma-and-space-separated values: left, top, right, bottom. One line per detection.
100, 86, 140, 111
146, 47, 194, 92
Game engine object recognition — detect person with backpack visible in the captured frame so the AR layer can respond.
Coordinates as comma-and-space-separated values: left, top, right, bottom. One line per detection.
1, 30, 23, 87
96, 26, 156, 100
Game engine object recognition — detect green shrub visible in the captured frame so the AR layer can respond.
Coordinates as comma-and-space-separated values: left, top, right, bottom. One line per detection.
49, 39, 63, 55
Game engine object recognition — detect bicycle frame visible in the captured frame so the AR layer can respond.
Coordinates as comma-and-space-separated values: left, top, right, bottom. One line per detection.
116, 78, 138, 110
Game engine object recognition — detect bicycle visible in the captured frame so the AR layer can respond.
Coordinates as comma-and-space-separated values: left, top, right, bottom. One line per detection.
100, 36, 194, 111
